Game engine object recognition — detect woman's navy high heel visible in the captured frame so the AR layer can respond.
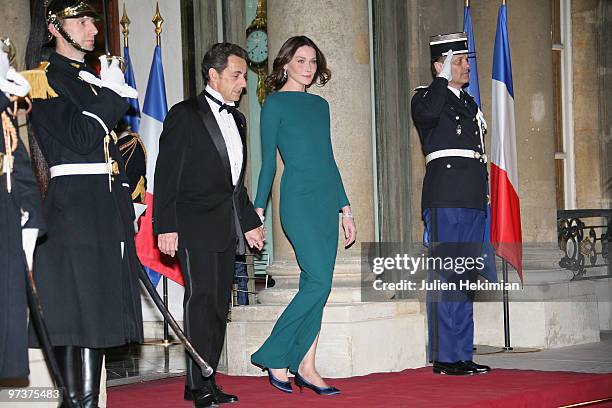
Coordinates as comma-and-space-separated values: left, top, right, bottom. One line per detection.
294, 372, 341, 395
265, 369, 293, 393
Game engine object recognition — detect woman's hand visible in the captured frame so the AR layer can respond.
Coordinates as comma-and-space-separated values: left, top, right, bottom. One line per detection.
255, 207, 265, 223
341, 206, 356, 248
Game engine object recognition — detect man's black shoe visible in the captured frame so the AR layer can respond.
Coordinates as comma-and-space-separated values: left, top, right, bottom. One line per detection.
211, 383, 238, 404
462, 360, 491, 374
185, 384, 238, 404
432, 361, 475, 375
191, 388, 217, 407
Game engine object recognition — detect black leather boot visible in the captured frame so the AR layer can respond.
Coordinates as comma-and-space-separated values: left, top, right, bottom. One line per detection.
81, 348, 104, 408
54, 346, 83, 408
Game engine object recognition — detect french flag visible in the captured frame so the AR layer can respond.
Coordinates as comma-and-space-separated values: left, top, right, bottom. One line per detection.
134, 45, 183, 286
491, 3, 523, 281
123, 44, 140, 132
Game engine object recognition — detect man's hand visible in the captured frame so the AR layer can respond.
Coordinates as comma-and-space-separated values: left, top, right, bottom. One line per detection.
437, 49, 454, 82
158, 232, 178, 257
244, 227, 264, 251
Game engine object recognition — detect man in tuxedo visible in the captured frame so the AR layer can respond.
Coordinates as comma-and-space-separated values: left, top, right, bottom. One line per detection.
411, 32, 491, 376
153, 43, 263, 407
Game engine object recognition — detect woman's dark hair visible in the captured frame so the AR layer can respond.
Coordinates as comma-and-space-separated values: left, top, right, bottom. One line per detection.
201, 42, 248, 82
266, 36, 331, 91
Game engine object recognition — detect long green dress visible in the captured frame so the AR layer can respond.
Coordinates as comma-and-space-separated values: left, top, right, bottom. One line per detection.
251, 91, 349, 372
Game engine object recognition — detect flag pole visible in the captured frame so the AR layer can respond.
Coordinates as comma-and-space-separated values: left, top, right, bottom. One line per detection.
101, 0, 110, 55
502, 259, 512, 350
120, 4, 130, 48
150, 2, 172, 346
153, 3, 164, 47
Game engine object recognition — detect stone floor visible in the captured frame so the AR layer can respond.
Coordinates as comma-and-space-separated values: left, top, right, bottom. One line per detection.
106, 330, 612, 387
105, 342, 186, 386
475, 330, 612, 374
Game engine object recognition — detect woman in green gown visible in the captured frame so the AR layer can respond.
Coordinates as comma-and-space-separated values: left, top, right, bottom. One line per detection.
251, 36, 357, 395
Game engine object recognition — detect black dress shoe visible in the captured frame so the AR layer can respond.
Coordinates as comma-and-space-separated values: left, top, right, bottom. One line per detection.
211, 383, 238, 404
462, 360, 491, 374
191, 388, 217, 408
432, 361, 475, 375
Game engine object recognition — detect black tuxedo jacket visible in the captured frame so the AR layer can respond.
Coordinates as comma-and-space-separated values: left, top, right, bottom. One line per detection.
411, 77, 487, 212
153, 92, 261, 252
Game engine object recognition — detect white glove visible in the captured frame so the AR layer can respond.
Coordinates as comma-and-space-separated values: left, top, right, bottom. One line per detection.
22, 228, 39, 271
476, 109, 487, 132
133, 202, 147, 232
0, 48, 8, 80
79, 55, 138, 99
0, 55, 31, 97
437, 49, 454, 82
2, 68, 31, 97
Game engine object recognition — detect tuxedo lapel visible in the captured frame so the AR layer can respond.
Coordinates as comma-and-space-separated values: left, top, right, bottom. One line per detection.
196, 93, 232, 184
231, 111, 248, 191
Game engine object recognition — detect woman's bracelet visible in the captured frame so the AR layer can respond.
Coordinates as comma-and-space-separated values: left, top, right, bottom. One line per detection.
342, 212, 353, 219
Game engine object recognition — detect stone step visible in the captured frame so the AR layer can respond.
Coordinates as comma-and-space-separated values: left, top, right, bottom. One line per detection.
230, 299, 422, 323
224, 300, 427, 377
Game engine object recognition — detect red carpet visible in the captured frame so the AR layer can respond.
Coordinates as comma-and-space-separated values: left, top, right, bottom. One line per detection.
107, 368, 612, 408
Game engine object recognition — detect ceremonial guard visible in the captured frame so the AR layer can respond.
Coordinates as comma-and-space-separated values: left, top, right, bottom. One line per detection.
411, 32, 491, 376
27, 1, 143, 406
0, 39, 45, 380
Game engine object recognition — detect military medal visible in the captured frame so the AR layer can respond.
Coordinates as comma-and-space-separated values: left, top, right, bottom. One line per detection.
455, 115, 462, 136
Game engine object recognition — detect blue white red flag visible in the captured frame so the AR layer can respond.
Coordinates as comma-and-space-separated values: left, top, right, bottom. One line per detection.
491, 4, 523, 281
134, 45, 183, 286
122, 45, 140, 132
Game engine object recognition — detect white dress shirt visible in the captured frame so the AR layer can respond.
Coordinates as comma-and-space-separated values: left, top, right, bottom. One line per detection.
204, 85, 244, 186
448, 85, 462, 99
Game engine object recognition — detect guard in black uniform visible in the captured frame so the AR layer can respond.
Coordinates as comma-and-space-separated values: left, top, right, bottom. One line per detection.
412, 32, 491, 376
0, 43, 45, 380
27, 1, 143, 406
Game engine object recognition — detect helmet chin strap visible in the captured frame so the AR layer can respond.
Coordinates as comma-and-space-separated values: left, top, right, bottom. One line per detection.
51, 19, 89, 53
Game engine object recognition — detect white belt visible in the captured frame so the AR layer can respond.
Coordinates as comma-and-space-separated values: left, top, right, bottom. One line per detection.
50, 163, 110, 178
425, 149, 487, 165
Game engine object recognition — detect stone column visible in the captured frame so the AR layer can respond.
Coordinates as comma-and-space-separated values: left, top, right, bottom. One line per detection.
0, 0, 30, 70
224, 0, 426, 377
572, 0, 604, 209
257, 0, 375, 302
267, 0, 375, 261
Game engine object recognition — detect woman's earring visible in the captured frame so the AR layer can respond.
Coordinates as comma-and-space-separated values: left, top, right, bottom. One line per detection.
283, 68, 287, 80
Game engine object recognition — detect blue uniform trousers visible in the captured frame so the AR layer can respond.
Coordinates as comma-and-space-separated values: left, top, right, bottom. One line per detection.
423, 207, 486, 363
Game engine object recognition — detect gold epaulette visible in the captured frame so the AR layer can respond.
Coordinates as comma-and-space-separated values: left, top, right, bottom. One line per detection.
20, 62, 58, 100
131, 176, 146, 203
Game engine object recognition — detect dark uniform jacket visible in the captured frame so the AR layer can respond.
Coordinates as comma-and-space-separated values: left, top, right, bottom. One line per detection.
411, 77, 487, 212
153, 92, 261, 252
0, 93, 45, 378
29, 52, 143, 348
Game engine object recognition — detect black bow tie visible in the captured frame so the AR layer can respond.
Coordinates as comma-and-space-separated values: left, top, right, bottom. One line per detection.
204, 90, 238, 114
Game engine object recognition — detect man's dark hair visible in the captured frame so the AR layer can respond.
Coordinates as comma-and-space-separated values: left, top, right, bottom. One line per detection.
201, 43, 247, 83
430, 56, 444, 79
